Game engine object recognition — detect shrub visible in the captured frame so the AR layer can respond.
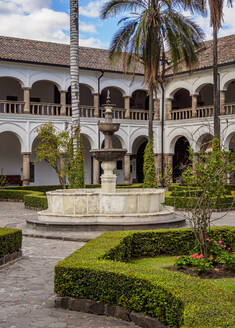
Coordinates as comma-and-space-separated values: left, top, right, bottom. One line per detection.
55, 228, 235, 328
143, 140, 157, 188
0, 228, 22, 258
24, 192, 48, 210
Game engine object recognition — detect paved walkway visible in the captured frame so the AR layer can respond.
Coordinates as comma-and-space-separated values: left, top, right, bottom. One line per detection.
0, 202, 234, 328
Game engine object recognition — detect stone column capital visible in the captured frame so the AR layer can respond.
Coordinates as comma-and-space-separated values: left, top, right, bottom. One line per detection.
22, 152, 32, 156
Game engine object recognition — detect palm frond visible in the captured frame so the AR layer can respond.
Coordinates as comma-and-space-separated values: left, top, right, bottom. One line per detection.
100, 0, 146, 19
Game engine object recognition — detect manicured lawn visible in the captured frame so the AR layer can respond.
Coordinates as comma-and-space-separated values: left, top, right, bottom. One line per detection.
131, 256, 235, 294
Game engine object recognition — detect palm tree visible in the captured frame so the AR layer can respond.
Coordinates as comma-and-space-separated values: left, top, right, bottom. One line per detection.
202, 0, 233, 140
70, 0, 80, 152
101, 0, 205, 139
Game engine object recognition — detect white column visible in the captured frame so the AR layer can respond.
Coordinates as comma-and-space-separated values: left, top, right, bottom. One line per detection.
22, 152, 31, 186
23, 88, 31, 114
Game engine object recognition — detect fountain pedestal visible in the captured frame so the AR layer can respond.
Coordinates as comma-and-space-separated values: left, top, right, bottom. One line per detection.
101, 161, 116, 193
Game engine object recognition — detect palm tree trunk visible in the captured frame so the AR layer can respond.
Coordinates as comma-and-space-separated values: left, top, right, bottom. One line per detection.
148, 87, 154, 140
213, 25, 220, 140
70, 0, 80, 153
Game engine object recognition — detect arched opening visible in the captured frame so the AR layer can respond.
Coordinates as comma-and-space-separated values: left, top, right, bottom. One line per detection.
31, 137, 59, 185
130, 90, 149, 110
0, 132, 22, 185
199, 134, 213, 153
225, 80, 235, 103
101, 135, 124, 183
31, 80, 60, 104
0, 77, 24, 114
100, 87, 124, 108
197, 84, 213, 106
172, 89, 192, 110
132, 136, 148, 183
173, 136, 190, 182
66, 84, 94, 106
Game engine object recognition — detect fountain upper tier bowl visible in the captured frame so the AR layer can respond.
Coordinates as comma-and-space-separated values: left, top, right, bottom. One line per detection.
90, 149, 127, 161
98, 122, 120, 133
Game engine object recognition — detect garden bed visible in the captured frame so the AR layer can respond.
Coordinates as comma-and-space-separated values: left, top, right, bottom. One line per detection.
55, 227, 235, 328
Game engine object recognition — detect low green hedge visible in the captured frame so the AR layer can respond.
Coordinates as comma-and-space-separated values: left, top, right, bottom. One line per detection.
165, 193, 235, 209
0, 189, 32, 201
55, 228, 235, 328
0, 228, 22, 258
24, 192, 48, 210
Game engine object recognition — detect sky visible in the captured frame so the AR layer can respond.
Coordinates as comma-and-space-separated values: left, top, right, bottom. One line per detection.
0, 0, 234, 49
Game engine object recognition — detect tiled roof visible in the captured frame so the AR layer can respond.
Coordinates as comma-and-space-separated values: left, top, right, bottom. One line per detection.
0, 34, 234, 75
0, 35, 143, 74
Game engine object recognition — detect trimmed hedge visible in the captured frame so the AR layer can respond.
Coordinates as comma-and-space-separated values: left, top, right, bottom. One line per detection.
165, 183, 235, 210
55, 228, 235, 328
24, 192, 48, 210
0, 228, 22, 258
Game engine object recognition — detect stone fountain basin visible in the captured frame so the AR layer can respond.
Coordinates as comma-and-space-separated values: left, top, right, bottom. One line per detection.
39, 188, 167, 219
90, 149, 127, 161
98, 122, 120, 133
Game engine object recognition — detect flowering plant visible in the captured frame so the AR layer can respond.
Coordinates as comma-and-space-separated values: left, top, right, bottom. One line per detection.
175, 238, 234, 274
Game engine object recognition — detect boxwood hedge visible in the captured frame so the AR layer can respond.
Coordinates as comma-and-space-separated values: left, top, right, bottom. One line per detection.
0, 228, 22, 258
55, 227, 235, 328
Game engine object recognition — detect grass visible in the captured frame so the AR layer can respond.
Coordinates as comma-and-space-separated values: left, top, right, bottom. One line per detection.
131, 256, 235, 294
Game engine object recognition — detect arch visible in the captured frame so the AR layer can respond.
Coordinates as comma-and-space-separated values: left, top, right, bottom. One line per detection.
173, 136, 190, 182
197, 84, 213, 107
100, 84, 126, 97
195, 133, 213, 152
193, 76, 213, 94
167, 128, 194, 153
0, 77, 24, 101
221, 72, 235, 91
66, 84, 94, 106
64, 76, 97, 93
0, 131, 23, 179
0, 123, 26, 152
31, 80, 61, 104
224, 128, 235, 151
131, 135, 148, 154
100, 87, 124, 108
225, 80, 235, 104
172, 88, 192, 110
131, 136, 148, 183
29, 73, 63, 91
166, 81, 191, 99
130, 89, 149, 110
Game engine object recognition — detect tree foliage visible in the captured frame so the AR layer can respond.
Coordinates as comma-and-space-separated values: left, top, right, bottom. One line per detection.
68, 126, 85, 189
35, 123, 70, 189
143, 139, 157, 188
182, 138, 234, 258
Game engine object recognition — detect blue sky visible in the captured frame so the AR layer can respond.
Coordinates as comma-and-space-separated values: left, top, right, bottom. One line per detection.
0, 0, 234, 48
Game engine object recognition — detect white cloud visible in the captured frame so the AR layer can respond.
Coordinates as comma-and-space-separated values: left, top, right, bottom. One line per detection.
80, 0, 106, 18
0, 0, 104, 47
80, 37, 107, 48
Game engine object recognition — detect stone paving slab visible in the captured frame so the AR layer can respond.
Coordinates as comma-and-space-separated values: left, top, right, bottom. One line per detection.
0, 237, 137, 328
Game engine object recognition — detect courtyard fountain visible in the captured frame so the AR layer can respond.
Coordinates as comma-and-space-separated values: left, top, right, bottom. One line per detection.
31, 92, 185, 232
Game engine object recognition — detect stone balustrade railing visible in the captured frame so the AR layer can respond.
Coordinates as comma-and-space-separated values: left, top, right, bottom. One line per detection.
30, 102, 61, 116
224, 102, 235, 115
0, 100, 24, 114
130, 109, 149, 120
1, 100, 235, 121
171, 108, 192, 120
196, 105, 214, 118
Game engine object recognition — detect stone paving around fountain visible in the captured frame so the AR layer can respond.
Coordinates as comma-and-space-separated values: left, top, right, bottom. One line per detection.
0, 201, 234, 328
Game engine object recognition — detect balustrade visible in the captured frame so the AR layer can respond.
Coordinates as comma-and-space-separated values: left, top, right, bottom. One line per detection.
130, 109, 149, 120
0, 100, 24, 114
171, 108, 192, 120
224, 102, 235, 115
196, 106, 214, 118
30, 102, 61, 116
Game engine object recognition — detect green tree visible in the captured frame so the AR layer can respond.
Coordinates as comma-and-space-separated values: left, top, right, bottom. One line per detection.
68, 127, 85, 188
143, 139, 157, 187
200, 0, 233, 140
101, 0, 205, 139
182, 138, 234, 259
35, 123, 70, 189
